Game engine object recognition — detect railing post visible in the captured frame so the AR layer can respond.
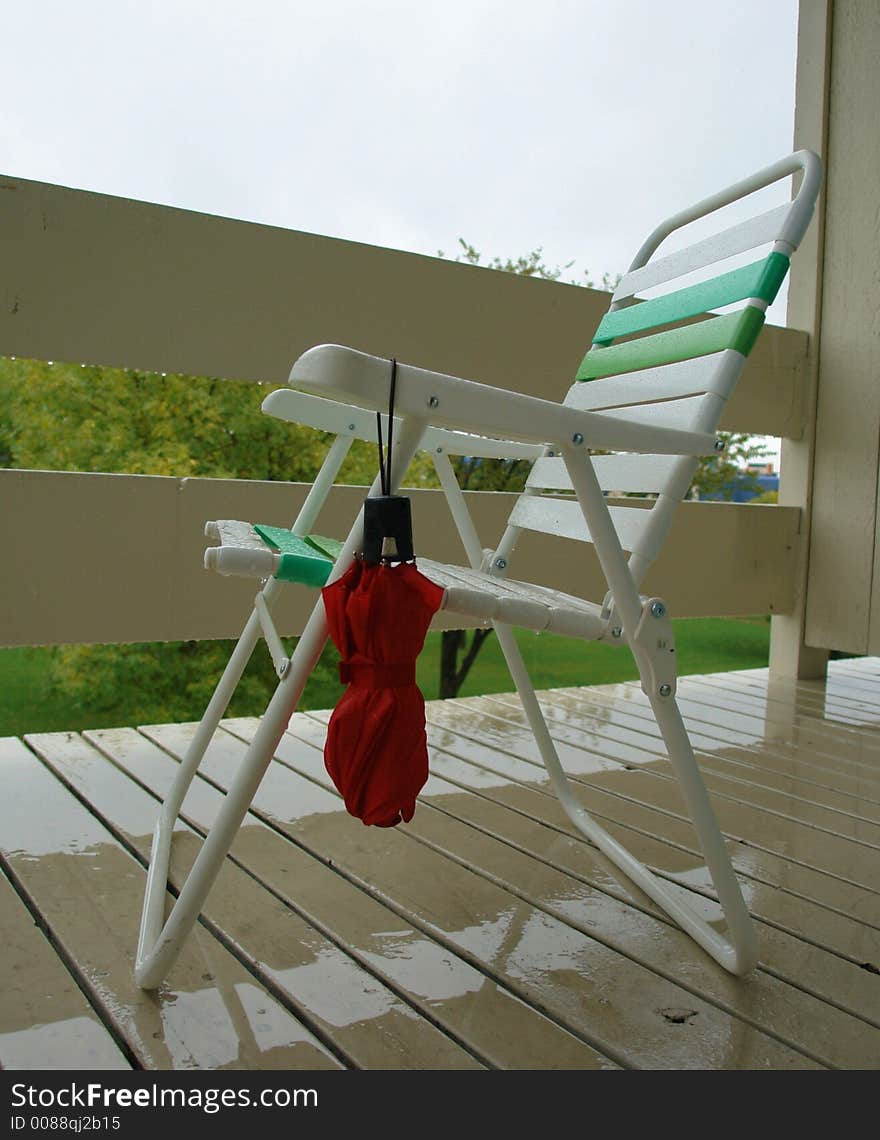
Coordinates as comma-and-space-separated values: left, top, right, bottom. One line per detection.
768, 0, 832, 681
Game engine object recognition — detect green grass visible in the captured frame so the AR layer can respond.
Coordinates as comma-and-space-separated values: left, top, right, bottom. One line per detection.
417, 616, 771, 700
0, 617, 770, 737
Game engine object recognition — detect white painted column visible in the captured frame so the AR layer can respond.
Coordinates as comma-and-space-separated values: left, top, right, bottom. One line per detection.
768, 0, 832, 680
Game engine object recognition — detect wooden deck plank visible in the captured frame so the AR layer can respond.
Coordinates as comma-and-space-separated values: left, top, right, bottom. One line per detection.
707, 669, 880, 734
82, 726, 615, 1071
302, 711, 880, 1027
142, 722, 828, 1070
480, 686, 880, 849
823, 664, 880, 702
265, 715, 880, 1054
610, 670, 880, 761
4, 661, 879, 1070
688, 674, 880, 730
534, 681, 880, 813
29, 730, 484, 1072
488, 689, 880, 838
427, 695, 880, 922
681, 675, 880, 765
413, 752, 880, 1030
779, 678, 880, 717
0, 856, 131, 1070
2, 736, 343, 1071
823, 672, 880, 711
412, 704, 880, 962
691, 667, 880, 719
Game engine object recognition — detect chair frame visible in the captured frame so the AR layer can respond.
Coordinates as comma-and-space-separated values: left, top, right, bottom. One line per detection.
136, 150, 821, 988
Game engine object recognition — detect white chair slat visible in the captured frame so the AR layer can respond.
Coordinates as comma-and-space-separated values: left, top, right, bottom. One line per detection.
591, 394, 712, 431
509, 494, 650, 552
562, 352, 730, 411
613, 202, 791, 301
528, 453, 679, 494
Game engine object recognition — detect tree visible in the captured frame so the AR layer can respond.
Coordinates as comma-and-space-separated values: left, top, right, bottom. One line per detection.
690, 433, 771, 501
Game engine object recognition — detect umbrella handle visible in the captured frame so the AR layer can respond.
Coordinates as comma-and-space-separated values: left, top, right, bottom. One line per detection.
362, 495, 415, 564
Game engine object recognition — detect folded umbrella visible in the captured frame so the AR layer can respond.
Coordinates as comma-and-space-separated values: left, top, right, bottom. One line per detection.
321, 356, 445, 826
322, 558, 444, 826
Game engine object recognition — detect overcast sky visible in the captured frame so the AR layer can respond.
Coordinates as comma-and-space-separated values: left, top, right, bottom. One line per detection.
4, 0, 800, 456
4, 1, 800, 274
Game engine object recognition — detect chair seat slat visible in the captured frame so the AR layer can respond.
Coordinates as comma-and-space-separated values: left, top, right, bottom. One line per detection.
420, 559, 607, 639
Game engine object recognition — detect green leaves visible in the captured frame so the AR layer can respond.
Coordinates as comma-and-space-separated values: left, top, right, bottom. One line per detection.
0, 356, 362, 483
441, 236, 618, 290
48, 638, 344, 727
691, 432, 771, 500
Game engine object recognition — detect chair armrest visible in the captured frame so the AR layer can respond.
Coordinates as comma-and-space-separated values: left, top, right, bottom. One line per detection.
288, 344, 718, 457
262, 386, 544, 460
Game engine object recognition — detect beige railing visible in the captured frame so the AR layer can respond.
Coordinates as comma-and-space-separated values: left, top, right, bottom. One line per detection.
0, 174, 807, 648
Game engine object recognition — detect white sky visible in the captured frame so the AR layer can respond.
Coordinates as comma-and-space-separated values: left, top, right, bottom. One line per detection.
3, 0, 800, 462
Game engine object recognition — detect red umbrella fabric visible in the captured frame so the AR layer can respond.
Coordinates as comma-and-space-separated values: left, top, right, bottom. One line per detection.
321, 559, 445, 827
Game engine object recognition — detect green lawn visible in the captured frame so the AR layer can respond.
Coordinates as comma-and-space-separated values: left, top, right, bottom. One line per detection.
0, 617, 770, 737
417, 616, 771, 699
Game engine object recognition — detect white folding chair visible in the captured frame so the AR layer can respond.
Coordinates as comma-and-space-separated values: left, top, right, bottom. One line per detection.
136, 149, 822, 988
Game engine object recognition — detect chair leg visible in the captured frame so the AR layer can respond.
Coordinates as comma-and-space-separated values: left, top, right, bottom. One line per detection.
134, 599, 331, 989
648, 689, 758, 970
492, 621, 758, 976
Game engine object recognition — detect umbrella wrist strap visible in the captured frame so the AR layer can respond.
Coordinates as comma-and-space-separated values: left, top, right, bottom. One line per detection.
338, 661, 416, 688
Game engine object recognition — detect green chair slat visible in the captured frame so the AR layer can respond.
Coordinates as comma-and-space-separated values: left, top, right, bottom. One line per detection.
577, 306, 765, 382
253, 524, 336, 587
305, 534, 345, 560
592, 251, 790, 346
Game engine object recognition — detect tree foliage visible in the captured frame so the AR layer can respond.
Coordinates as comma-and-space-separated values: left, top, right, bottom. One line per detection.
46, 638, 343, 727
691, 433, 771, 501
442, 237, 618, 291
0, 355, 397, 484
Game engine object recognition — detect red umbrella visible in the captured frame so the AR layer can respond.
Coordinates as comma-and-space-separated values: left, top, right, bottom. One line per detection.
321, 559, 444, 826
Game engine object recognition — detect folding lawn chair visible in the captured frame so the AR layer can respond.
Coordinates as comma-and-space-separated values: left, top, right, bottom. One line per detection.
136, 149, 822, 988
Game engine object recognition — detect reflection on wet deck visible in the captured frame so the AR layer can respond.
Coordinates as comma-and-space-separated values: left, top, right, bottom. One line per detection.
2, 660, 879, 1070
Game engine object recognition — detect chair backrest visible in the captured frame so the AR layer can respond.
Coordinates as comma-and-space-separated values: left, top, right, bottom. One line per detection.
509, 150, 822, 588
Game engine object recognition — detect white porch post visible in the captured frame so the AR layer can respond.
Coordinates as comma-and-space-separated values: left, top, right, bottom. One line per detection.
768, 0, 832, 680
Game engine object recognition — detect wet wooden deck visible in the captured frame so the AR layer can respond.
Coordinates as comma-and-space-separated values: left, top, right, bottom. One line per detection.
2, 658, 879, 1070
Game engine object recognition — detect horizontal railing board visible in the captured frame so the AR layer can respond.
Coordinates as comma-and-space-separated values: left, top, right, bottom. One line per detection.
0, 174, 807, 438
0, 468, 798, 646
